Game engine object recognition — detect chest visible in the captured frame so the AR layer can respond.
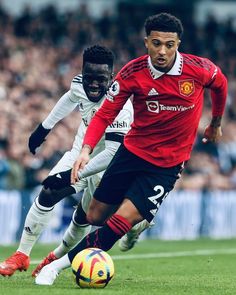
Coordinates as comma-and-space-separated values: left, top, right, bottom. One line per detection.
137, 75, 203, 104
131, 72, 205, 118
78, 99, 102, 127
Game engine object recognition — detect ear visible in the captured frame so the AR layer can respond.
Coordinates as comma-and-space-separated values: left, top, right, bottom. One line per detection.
177, 39, 181, 49
144, 37, 148, 49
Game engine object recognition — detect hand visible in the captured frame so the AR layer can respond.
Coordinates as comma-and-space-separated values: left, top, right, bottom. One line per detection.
71, 145, 91, 184
28, 123, 51, 154
42, 169, 72, 189
202, 125, 222, 144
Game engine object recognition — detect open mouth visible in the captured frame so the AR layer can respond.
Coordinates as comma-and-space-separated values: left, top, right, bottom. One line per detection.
156, 58, 166, 65
88, 89, 101, 97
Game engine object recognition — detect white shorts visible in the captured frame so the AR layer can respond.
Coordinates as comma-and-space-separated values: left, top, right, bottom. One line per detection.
80, 171, 104, 213
48, 142, 105, 213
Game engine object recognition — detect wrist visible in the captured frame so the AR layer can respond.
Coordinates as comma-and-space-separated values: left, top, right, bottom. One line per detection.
38, 123, 51, 135
210, 116, 222, 128
82, 144, 92, 154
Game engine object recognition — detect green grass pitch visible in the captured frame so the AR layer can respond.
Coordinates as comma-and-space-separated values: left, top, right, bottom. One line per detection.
0, 239, 236, 295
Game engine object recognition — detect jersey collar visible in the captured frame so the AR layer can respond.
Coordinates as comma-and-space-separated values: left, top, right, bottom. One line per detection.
148, 51, 183, 79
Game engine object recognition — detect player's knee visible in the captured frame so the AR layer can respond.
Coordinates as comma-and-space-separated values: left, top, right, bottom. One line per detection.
38, 187, 54, 207
86, 212, 104, 226
73, 204, 87, 225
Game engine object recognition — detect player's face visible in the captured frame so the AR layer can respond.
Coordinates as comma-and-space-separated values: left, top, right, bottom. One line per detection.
82, 62, 113, 102
144, 31, 181, 72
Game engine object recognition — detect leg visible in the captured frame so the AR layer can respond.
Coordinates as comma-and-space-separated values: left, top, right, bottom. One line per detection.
32, 202, 92, 277
35, 198, 142, 285
0, 186, 75, 277
35, 147, 183, 285
32, 174, 117, 277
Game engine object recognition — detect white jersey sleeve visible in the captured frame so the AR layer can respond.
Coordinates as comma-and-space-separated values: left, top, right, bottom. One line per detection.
78, 140, 121, 179
42, 74, 88, 129
42, 91, 78, 129
69, 74, 86, 103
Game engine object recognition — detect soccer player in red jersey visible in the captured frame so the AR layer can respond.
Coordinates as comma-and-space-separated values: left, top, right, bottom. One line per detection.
35, 13, 227, 285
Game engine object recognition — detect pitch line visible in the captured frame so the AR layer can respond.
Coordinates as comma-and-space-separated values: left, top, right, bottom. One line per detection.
31, 248, 236, 264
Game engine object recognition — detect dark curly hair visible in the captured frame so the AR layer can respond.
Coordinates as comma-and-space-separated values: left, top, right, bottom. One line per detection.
144, 13, 183, 39
83, 45, 114, 70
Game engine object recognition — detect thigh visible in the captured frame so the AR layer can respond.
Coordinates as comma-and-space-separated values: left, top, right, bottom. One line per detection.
81, 172, 104, 213
93, 145, 139, 205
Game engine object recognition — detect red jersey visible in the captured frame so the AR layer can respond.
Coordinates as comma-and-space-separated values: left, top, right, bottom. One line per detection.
83, 52, 227, 167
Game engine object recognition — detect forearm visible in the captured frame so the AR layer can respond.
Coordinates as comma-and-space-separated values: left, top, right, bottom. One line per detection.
82, 114, 113, 150
42, 91, 77, 129
79, 140, 120, 178
210, 73, 227, 118
72, 178, 88, 193
82, 99, 124, 149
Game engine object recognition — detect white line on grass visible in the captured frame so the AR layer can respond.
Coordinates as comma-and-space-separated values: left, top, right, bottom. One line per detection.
31, 248, 236, 264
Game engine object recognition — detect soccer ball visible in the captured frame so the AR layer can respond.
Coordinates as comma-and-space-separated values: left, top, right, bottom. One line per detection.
71, 248, 115, 288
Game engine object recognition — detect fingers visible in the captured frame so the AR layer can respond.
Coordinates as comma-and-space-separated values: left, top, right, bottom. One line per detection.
71, 147, 90, 184
71, 160, 83, 184
71, 162, 79, 184
202, 125, 222, 144
202, 135, 219, 144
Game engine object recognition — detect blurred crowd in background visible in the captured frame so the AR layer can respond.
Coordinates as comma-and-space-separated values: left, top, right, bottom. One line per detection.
0, 1, 236, 192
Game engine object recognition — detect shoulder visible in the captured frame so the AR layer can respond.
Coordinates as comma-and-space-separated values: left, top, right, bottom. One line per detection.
70, 74, 87, 101
182, 53, 217, 72
72, 74, 83, 85
118, 55, 149, 80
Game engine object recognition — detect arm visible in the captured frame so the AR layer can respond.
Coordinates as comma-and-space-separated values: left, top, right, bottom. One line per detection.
202, 65, 227, 144
70, 115, 123, 184
28, 91, 78, 154
78, 139, 121, 179
42, 91, 78, 129
41, 140, 120, 190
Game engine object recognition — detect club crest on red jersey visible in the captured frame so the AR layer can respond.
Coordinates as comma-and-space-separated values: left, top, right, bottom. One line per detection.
179, 80, 195, 96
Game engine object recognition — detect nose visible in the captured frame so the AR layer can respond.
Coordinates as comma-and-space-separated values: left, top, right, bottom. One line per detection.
89, 79, 99, 87
159, 45, 166, 55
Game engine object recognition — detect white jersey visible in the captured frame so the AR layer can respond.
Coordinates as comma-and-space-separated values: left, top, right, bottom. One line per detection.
43, 74, 133, 180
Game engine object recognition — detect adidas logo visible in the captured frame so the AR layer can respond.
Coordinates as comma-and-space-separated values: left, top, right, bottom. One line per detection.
24, 226, 33, 234
63, 239, 69, 247
148, 88, 159, 96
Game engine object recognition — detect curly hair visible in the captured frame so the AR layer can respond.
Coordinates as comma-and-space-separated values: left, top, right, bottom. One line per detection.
144, 13, 184, 39
83, 45, 115, 70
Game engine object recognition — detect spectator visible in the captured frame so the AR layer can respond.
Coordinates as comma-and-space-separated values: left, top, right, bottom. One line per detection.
0, 3, 235, 191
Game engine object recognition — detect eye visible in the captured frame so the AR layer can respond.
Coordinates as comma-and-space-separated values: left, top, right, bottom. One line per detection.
152, 40, 160, 46
97, 76, 109, 83
166, 43, 175, 49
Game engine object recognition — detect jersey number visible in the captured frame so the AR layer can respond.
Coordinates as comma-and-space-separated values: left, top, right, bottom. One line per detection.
148, 185, 168, 216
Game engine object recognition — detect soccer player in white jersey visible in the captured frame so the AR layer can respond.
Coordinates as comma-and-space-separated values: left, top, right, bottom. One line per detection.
0, 45, 150, 278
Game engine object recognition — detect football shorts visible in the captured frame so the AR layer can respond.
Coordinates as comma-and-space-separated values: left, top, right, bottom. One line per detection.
93, 144, 184, 222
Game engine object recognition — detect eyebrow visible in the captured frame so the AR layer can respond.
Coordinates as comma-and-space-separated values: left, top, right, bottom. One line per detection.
151, 39, 176, 43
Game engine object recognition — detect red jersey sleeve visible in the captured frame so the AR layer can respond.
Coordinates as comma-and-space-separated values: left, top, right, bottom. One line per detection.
202, 58, 227, 117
